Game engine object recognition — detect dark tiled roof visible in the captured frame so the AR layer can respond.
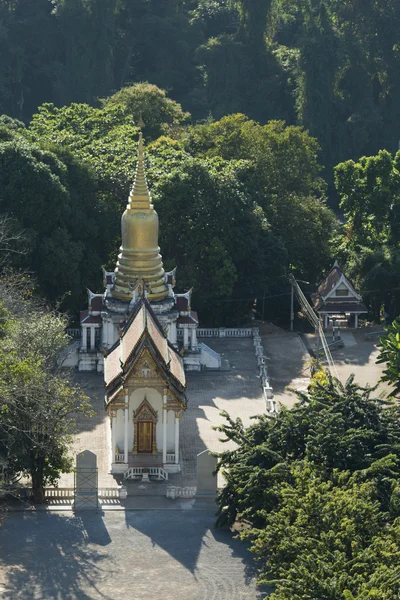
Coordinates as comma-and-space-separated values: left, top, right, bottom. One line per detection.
317, 301, 367, 314
176, 296, 189, 311
177, 311, 199, 326
313, 261, 362, 311
90, 295, 103, 312
80, 309, 89, 324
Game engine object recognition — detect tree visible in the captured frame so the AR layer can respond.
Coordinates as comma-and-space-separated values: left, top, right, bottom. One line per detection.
0, 288, 91, 503
0, 121, 107, 312
147, 138, 287, 324
101, 82, 190, 140
335, 150, 400, 319
377, 318, 400, 398
215, 375, 400, 598
183, 114, 336, 284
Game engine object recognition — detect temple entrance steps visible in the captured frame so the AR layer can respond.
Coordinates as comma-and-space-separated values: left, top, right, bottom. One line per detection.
124, 466, 168, 481
127, 452, 163, 467
125, 480, 169, 497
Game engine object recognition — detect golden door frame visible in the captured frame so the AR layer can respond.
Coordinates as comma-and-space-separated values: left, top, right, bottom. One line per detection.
132, 397, 158, 454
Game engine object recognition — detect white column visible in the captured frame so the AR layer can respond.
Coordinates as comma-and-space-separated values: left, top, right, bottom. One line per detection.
81, 327, 88, 351
174, 414, 179, 464
171, 322, 177, 347
354, 314, 358, 329
163, 391, 167, 464
183, 327, 189, 349
111, 416, 115, 465
124, 393, 129, 464
191, 328, 197, 350
90, 326, 96, 350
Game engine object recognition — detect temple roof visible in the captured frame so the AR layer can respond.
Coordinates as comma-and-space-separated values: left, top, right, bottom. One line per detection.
177, 311, 199, 326
175, 289, 192, 312
312, 261, 366, 313
104, 298, 186, 395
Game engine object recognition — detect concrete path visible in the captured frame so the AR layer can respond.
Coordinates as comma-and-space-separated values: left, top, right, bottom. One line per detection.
0, 510, 269, 600
340, 331, 357, 348
303, 328, 389, 392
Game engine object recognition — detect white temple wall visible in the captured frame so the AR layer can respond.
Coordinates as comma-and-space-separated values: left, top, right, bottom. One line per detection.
114, 408, 125, 452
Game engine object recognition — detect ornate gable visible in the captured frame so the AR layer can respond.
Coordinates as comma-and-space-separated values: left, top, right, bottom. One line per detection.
126, 347, 166, 389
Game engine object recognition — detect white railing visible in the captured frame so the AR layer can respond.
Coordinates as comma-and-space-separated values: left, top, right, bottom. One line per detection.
114, 453, 125, 463
166, 486, 197, 499
166, 453, 176, 463
98, 488, 120, 498
197, 328, 220, 337
66, 328, 81, 339
124, 466, 168, 481
226, 328, 253, 337
22, 487, 120, 501
44, 487, 74, 498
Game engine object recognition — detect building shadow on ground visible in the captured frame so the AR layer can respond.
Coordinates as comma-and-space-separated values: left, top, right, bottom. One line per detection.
0, 511, 112, 600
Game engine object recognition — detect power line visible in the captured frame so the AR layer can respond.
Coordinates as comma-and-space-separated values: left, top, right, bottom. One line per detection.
289, 274, 339, 379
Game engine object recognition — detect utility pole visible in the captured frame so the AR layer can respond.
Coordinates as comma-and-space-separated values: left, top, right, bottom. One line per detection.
289, 272, 310, 333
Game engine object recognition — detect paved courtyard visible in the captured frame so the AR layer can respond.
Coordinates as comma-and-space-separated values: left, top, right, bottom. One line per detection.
59, 338, 264, 488
0, 509, 269, 600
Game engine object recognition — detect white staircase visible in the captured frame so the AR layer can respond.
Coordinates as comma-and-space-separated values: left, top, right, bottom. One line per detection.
198, 342, 222, 369
124, 466, 168, 481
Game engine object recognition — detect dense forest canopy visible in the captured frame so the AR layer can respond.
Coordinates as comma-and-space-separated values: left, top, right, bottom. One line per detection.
1, 0, 400, 183
0, 1, 399, 324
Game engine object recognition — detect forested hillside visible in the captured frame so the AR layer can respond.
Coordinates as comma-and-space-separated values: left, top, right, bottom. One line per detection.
2, 0, 400, 183
1, 0, 400, 323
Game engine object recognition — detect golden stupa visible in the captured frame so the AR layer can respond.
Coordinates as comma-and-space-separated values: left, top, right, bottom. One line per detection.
111, 132, 168, 303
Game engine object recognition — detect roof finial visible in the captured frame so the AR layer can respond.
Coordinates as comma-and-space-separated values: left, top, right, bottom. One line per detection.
138, 113, 145, 130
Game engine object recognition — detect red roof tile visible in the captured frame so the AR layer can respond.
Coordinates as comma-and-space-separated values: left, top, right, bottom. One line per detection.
176, 296, 189, 311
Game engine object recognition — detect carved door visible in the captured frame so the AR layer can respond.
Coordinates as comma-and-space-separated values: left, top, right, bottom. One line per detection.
138, 421, 153, 453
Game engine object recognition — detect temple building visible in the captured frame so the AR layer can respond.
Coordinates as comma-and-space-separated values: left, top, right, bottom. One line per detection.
312, 261, 367, 328
74, 131, 220, 475
104, 298, 186, 474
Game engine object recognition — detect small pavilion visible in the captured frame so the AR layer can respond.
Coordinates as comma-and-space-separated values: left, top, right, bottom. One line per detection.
312, 261, 367, 329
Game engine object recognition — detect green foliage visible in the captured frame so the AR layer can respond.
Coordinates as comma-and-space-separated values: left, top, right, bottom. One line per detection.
0, 289, 91, 502
0, 0, 400, 196
0, 123, 107, 312
335, 150, 400, 319
377, 318, 400, 398
183, 114, 336, 284
28, 100, 334, 325
102, 82, 190, 140
215, 376, 400, 598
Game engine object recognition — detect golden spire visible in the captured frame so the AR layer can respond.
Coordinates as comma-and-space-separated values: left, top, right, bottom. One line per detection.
110, 132, 168, 304
128, 132, 152, 210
